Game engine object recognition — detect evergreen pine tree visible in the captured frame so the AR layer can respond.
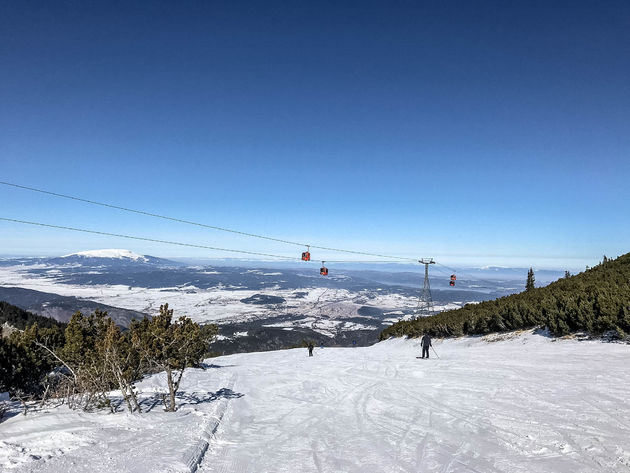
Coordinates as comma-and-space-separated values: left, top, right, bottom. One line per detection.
526, 267, 535, 292
130, 303, 217, 412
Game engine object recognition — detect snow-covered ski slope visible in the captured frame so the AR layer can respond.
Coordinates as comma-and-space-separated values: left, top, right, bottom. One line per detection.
2, 330, 629, 472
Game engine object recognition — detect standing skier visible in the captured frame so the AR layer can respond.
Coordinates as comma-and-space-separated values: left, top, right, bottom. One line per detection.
421, 333, 432, 359
308, 342, 314, 357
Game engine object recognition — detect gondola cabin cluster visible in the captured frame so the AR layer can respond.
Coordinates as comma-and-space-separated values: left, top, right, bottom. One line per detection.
300, 247, 327, 275
450, 274, 456, 286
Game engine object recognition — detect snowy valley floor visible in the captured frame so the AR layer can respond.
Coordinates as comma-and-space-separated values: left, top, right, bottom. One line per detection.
2, 330, 630, 473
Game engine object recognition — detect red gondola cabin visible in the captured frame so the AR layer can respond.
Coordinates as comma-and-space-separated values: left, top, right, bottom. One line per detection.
320, 265, 328, 276
302, 251, 311, 261
450, 274, 456, 286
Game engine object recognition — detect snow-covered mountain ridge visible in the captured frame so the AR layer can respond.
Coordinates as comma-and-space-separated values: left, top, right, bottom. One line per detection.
61, 249, 148, 261
43, 249, 182, 268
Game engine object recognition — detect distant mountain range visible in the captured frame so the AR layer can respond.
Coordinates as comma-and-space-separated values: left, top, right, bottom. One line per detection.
0, 248, 571, 353
0, 249, 568, 282
168, 259, 567, 282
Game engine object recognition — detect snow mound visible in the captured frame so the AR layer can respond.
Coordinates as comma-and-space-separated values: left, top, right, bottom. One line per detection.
62, 249, 148, 262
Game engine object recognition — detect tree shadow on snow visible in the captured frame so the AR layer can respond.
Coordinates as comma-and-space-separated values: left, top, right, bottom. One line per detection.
199, 362, 238, 369
0, 405, 21, 423
140, 387, 244, 412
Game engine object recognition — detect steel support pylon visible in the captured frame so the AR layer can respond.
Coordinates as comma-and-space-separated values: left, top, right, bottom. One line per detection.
415, 258, 435, 318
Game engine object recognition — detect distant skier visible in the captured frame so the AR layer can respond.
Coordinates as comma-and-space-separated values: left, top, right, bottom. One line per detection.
421, 333, 432, 359
308, 342, 314, 357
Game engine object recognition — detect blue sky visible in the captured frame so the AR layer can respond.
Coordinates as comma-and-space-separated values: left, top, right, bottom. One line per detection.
1, 1, 628, 270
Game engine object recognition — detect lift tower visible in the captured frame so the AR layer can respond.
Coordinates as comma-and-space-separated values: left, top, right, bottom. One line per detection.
416, 258, 436, 318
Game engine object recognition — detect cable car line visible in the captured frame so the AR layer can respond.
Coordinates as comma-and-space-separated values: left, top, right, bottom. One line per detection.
0, 181, 417, 262
0, 181, 306, 246
0, 180, 507, 302
0, 217, 299, 260
0, 183, 466, 285
0, 217, 411, 265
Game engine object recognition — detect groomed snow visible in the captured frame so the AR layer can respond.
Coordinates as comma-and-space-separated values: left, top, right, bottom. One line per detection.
2, 331, 629, 472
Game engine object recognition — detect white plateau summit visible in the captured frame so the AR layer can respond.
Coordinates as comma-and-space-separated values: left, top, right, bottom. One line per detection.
62, 249, 148, 262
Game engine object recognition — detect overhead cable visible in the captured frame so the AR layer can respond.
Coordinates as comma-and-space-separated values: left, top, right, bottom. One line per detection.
0, 217, 297, 260
0, 217, 409, 264
0, 181, 417, 262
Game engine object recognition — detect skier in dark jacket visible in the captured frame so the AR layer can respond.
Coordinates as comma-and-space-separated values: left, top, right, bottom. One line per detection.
308, 342, 314, 357
421, 334, 432, 359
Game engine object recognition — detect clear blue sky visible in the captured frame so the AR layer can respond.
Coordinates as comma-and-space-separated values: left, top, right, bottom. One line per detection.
1, 1, 628, 269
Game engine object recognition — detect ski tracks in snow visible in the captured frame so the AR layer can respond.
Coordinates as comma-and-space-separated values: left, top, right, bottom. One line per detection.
4, 333, 630, 473
185, 374, 238, 472
195, 336, 630, 473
